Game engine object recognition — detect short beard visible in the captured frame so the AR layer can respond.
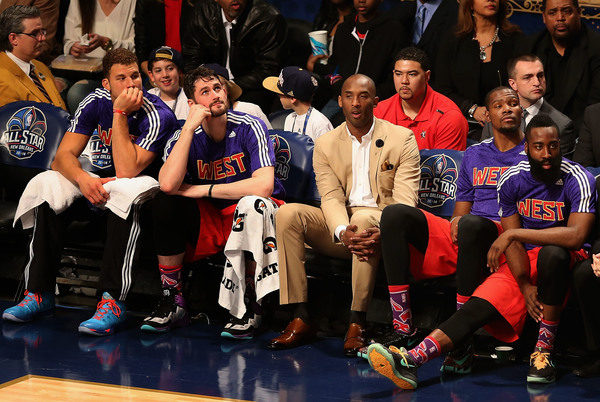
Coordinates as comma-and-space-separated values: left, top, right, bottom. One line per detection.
528, 154, 562, 185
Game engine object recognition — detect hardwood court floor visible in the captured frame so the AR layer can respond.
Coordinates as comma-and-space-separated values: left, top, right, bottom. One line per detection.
0, 300, 599, 401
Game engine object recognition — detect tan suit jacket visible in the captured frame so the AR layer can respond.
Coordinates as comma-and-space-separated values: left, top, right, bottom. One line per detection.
0, 52, 66, 109
313, 117, 420, 240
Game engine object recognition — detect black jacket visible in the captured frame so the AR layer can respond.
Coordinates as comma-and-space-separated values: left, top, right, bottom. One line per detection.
390, 0, 458, 69
314, 13, 408, 100
133, 0, 199, 65
181, 0, 287, 92
434, 30, 521, 116
518, 23, 600, 127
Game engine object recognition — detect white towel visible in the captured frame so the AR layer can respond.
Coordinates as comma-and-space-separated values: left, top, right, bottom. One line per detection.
103, 176, 159, 219
220, 196, 280, 319
14, 170, 159, 228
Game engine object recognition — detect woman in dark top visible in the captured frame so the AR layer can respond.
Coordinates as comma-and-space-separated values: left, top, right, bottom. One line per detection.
434, 0, 521, 126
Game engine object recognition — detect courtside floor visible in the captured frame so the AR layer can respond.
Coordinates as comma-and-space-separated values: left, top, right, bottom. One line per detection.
0, 300, 598, 401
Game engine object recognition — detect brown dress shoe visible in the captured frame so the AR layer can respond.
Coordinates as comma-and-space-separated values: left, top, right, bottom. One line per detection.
343, 323, 366, 357
268, 317, 317, 350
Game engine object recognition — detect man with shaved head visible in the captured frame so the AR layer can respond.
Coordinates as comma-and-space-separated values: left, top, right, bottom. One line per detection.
269, 74, 421, 356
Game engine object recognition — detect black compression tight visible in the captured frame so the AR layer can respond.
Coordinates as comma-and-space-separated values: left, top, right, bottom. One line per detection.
438, 297, 501, 347
456, 215, 499, 296
380, 204, 428, 285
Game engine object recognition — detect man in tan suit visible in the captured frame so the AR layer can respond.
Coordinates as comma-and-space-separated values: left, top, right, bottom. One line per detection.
0, 5, 66, 109
268, 74, 421, 356
0, 1, 60, 64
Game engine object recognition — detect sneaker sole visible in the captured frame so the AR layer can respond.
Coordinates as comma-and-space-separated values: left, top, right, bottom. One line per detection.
221, 331, 254, 340
441, 365, 472, 375
527, 374, 556, 384
367, 344, 417, 390
2, 309, 55, 323
78, 326, 114, 336
140, 315, 190, 333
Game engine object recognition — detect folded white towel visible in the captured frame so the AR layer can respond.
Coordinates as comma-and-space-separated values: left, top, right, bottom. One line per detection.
103, 176, 159, 219
14, 171, 159, 228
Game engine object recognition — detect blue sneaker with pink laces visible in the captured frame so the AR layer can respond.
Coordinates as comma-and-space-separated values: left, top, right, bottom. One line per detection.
2, 290, 55, 322
79, 292, 126, 336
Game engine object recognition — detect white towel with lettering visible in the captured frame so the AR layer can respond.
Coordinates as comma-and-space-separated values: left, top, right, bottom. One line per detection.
220, 196, 280, 319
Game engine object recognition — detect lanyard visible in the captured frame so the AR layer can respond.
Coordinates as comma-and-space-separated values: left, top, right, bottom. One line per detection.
292, 107, 313, 136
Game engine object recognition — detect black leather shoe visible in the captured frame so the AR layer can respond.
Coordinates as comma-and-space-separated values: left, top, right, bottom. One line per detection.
574, 360, 600, 378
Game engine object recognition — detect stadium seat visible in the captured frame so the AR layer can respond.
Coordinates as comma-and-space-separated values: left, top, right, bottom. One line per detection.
0, 101, 70, 232
418, 148, 464, 219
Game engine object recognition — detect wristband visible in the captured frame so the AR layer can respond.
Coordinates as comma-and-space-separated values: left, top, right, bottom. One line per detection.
113, 109, 127, 115
468, 104, 478, 118
450, 216, 460, 224
208, 184, 214, 198
340, 229, 346, 246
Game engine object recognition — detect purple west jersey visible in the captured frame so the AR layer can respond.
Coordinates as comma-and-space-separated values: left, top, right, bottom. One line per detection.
498, 158, 597, 249
163, 110, 285, 208
68, 88, 179, 177
456, 137, 527, 221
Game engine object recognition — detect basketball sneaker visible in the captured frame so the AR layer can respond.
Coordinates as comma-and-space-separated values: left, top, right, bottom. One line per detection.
358, 329, 422, 359
527, 347, 556, 383
141, 288, 190, 332
2, 290, 55, 322
367, 344, 419, 390
441, 342, 474, 374
221, 311, 262, 340
79, 292, 126, 336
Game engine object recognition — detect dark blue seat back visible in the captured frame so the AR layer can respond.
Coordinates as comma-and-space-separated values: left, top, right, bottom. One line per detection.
268, 109, 293, 131
418, 149, 464, 218
270, 129, 320, 205
0, 101, 70, 198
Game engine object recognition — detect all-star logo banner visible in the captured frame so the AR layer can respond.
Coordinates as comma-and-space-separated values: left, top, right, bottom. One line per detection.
1, 106, 47, 160
419, 153, 459, 208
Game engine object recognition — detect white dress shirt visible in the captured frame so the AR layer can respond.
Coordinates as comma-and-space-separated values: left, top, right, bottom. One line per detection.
221, 9, 238, 80
334, 119, 378, 240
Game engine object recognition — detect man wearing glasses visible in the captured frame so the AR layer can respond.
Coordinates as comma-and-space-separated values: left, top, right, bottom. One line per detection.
0, 5, 66, 109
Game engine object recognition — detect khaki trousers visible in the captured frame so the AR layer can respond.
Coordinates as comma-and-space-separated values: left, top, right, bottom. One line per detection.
276, 203, 382, 312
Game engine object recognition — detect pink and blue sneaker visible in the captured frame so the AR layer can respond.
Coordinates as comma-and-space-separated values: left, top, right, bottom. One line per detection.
2, 290, 55, 322
78, 292, 126, 336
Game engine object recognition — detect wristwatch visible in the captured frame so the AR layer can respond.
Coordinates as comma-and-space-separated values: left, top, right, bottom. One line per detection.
468, 104, 478, 118
102, 38, 114, 52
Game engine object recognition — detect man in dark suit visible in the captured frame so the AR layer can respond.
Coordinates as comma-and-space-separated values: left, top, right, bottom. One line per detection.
573, 103, 600, 167
481, 54, 575, 157
520, 0, 600, 128
389, 0, 458, 80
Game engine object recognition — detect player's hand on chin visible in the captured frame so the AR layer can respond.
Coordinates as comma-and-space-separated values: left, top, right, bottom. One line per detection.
113, 87, 144, 115
184, 104, 211, 132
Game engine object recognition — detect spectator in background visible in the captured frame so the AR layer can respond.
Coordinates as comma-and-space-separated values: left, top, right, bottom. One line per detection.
147, 46, 189, 121
182, 0, 287, 113
519, 0, 600, 129
573, 103, 600, 167
435, 0, 521, 130
389, 0, 458, 81
312, 0, 354, 54
0, 5, 66, 109
263, 66, 333, 141
308, 0, 409, 125
481, 54, 575, 157
134, 0, 199, 79
0, 0, 60, 65
374, 47, 468, 151
63, 0, 136, 112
